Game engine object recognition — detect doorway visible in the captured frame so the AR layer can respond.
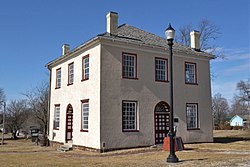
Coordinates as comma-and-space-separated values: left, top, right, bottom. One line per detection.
65, 104, 73, 142
154, 101, 170, 144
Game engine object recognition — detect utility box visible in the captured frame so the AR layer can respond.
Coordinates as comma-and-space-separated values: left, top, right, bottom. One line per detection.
163, 137, 184, 151
30, 128, 39, 142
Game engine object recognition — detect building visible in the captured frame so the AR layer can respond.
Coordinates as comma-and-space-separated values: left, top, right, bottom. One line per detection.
230, 115, 248, 127
46, 12, 214, 151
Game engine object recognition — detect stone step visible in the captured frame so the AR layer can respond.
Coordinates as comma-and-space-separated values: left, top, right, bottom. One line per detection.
57, 143, 73, 152
64, 142, 73, 148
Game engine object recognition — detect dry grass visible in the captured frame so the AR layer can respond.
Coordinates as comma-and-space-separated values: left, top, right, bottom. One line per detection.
0, 130, 250, 167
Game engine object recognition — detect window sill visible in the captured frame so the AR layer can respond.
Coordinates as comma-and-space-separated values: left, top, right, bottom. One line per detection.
122, 130, 139, 132
53, 128, 59, 130
80, 130, 88, 132
185, 82, 198, 85
187, 128, 200, 130
81, 78, 89, 82
122, 77, 139, 80
155, 80, 169, 83
55, 87, 61, 89
67, 83, 73, 86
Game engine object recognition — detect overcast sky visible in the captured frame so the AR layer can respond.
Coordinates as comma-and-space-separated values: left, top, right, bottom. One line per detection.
0, 0, 249, 104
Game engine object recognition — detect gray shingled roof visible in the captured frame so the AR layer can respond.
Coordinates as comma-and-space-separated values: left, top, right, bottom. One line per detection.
98, 24, 213, 58
46, 24, 214, 68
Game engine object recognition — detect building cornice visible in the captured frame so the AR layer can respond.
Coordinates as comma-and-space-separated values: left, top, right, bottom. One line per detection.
45, 37, 100, 69
46, 35, 214, 69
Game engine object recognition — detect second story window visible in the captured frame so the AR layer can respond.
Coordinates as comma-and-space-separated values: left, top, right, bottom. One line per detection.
122, 52, 137, 79
155, 58, 168, 82
82, 55, 89, 81
56, 68, 61, 88
68, 63, 74, 85
185, 62, 197, 84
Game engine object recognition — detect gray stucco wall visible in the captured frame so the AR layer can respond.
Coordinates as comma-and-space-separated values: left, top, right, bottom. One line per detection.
100, 40, 213, 150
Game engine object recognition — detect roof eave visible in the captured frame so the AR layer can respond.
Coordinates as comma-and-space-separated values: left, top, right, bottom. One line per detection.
45, 36, 100, 69
99, 35, 214, 59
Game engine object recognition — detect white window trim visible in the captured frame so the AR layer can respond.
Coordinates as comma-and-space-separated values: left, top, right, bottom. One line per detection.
82, 55, 89, 81
186, 103, 199, 129
122, 53, 137, 79
81, 100, 89, 131
185, 62, 197, 84
54, 105, 60, 129
155, 58, 168, 82
68, 63, 74, 85
122, 101, 138, 132
56, 68, 61, 88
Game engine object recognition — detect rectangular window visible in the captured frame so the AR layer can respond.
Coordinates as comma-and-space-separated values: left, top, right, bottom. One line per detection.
82, 55, 89, 81
68, 63, 74, 85
56, 68, 61, 89
185, 62, 197, 84
155, 58, 168, 82
186, 103, 199, 129
122, 101, 138, 131
122, 52, 137, 79
54, 105, 60, 129
81, 99, 89, 131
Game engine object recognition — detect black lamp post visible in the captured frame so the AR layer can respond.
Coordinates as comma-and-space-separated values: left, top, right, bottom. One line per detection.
165, 24, 179, 163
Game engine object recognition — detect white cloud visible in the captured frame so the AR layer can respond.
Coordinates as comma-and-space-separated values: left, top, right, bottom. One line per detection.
212, 47, 250, 63
211, 47, 250, 105
224, 62, 250, 74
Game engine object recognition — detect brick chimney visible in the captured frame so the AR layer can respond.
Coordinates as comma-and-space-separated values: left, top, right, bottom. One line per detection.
190, 31, 200, 51
106, 11, 118, 35
62, 44, 70, 55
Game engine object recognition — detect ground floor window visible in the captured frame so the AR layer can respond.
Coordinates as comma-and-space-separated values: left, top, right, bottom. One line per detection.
122, 101, 138, 131
186, 103, 199, 129
54, 104, 60, 129
81, 99, 89, 131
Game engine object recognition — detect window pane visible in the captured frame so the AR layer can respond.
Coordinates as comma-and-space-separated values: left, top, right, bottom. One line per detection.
54, 106, 60, 129
155, 58, 167, 81
122, 54, 136, 78
186, 104, 198, 129
83, 57, 89, 80
82, 101, 89, 130
122, 101, 137, 130
185, 63, 196, 83
69, 63, 74, 84
56, 69, 61, 88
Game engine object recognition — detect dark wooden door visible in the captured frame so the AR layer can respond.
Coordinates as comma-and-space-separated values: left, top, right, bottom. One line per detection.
65, 105, 73, 142
154, 102, 170, 144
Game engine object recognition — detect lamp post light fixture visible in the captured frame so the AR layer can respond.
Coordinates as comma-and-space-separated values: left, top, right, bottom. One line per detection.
165, 24, 179, 163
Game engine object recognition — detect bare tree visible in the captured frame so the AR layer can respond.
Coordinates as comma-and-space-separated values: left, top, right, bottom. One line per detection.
0, 88, 6, 105
230, 97, 247, 116
176, 23, 193, 47
6, 99, 30, 139
0, 88, 6, 125
24, 83, 49, 138
176, 19, 222, 57
212, 93, 229, 125
231, 80, 250, 116
236, 80, 250, 102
